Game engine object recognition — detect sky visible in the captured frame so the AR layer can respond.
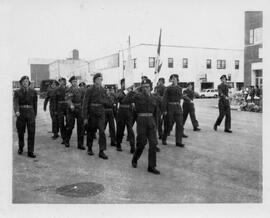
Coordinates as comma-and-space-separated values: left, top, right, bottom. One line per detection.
0, 0, 266, 80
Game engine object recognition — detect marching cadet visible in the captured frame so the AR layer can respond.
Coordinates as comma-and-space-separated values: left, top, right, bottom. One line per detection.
82, 73, 109, 159
79, 82, 88, 135
155, 77, 166, 139
43, 80, 59, 139
182, 82, 201, 132
54, 77, 68, 145
124, 78, 160, 174
214, 75, 232, 133
115, 78, 135, 153
65, 76, 86, 150
104, 87, 117, 147
162, 74, 185, 147
13, 76, 38, 158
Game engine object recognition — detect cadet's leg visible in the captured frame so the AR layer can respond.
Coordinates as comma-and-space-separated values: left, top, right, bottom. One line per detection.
182, 103, 189, 127
65, 110, 75, 147
126, 111, 135, 152
116, 109, 125, 149
16, 113, 26, 153
49, 107, 54, 133
225, 105, 231, 130
108, 112, 116, 146
175, 110, 183, 146
162, 108, 173, 144
76, 109, 85, 149
58, 110, 66, 143
87, 115, 97, 153
190, 104, 199, 129
147, 118, 158, 169
98, 113, 106, 152
215, 103, 226, 127
26, 110, 36, 154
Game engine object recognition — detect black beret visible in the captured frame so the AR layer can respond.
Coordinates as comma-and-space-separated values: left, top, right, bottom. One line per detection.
141, 78, 152, 86
169, 74, 179, 81
93, 73, 102, 82
58, 77, 66, 82
158, 77, 165, 83
51, 80, 59, 86
220, 74, 227, 80
79, 82, 86, 87
69, 76, 77, 83
19, 75, 30, 84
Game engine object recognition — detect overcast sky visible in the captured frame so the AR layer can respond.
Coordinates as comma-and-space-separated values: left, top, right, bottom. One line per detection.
0, 0, 266, 80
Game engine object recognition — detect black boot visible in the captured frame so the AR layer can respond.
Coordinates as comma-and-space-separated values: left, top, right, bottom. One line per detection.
28, 152, 36, 158
156, 146, 160, 152
116, 143, 123, 151
52, 134, 59, 139
182, 133, 188, 138
18, 148, 23, 155
148, 167, 160, 175
131, 159, 137, 168
87, 148, 94, 155
176, 143, 185, 147
78, 145, 86, 150
193, 127, 201, 131
99, 151, 108, 159
224, 129, 232, 133
130, 146, 135, 154
213, 124, 217, 131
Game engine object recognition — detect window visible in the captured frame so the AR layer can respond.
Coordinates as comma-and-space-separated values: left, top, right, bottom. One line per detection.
227, 74, 231, 81
217, 60, 226, 69
206, 59, 211, 69
123, 60, 126, 70
149, 57, 155, 68
259, 48, 262, 59
133, 58, 137, 69
183, 58, 188, 68
250, 27, 262, 44
249, 29, 254, 44
168, 58, 174, 68
235, 60, 239, 69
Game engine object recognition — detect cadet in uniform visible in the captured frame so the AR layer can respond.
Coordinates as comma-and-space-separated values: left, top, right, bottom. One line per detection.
162, 74, 185, 147
79, 82, 88, 135
54, 77, 68, 145
65, 76, 86, 150
13, 76, 38, 158
82, 73, 109, 159
105, 88, 117, 147
214, 75, 232, 133
124, 78, 160, 174
115, 79, 135, 153
182, 82, 201, 131
43, 80, 59, 139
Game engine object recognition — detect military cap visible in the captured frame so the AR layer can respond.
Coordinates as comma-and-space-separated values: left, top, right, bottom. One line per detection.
79, 82, 86, 87
141, 78, 152, 87
93, 73, 102, 82
169, 74, 179, 81
158, 77, 165, 83
58, 77, 66, 82
69, 76, 77, 83
51, 80, 59, 86
220, 74, 227, 80
19, 75, 30, 84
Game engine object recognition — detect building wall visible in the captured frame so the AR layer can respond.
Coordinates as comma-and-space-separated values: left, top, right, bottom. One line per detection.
30, 64, 49, 87
244, 11, 263, 87
93, 44, 244, 92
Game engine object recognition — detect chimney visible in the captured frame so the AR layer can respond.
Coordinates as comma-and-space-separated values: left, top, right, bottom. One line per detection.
72, 49, 79, 60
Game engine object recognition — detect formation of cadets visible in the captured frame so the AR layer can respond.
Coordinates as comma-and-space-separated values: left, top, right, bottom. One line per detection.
13, 73, 232, 175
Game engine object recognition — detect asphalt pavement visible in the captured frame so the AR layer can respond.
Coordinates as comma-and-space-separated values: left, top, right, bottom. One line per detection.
12, 98, 262, 203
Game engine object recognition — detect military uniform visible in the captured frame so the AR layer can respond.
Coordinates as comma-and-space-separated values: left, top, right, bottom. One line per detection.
44, 87, 59, 137
82, 84, 109, 154
162, 84, 184, 146
65, 86, 85, 149
155, 84, 166, 138
13, 85, 37, 156
182, 88, 199, 130
115, 88, 135, 152
105, 92, 117, 146
214, 82, 231, 131
54, 85, 68, 143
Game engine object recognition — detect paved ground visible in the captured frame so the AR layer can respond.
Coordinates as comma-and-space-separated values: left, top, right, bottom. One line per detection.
12, 98, 262, 203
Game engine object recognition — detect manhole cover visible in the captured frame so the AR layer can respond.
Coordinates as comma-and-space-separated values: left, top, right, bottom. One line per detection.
56, 182, 104, 198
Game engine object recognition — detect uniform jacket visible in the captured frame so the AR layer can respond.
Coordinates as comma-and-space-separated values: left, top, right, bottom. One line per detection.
162, 84, 183, 112
44, 87, 57, 111
65, 86, 85, 108
183, 89, 195, 103
54, 86, 68, 112
13, 87, 38, 116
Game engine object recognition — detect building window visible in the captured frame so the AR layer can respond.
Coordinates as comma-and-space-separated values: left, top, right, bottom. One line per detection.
217, 60, 226, 69
149, 57, 155, 68
254, 27, 263, 44
227, 74, 231, 81
235, 60, 239, 69
133, 58, 137, 69
183, 58, 188, 68
206, 59, 211, 69
123, 61, 126, 70
259, 48, 262, 59
249, 29, 254, 44
168, 58, 174, 68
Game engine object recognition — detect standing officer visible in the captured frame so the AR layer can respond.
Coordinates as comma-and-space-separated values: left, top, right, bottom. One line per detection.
54, 77, 68, 145
124, 78, 160, 174
65, 76, 85, 150
182, 82, 201, 132
13, 76, 38, 158
115, 78, 135, 153
82, 73, 109, 159
214, 75, 232, 133
43, 80, 59, 139
105, 88, 117, 147
155, 77, 166, 139
162, 74, 185, 147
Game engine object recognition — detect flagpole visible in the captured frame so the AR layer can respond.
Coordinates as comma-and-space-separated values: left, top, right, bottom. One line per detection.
154, 28, 162, 87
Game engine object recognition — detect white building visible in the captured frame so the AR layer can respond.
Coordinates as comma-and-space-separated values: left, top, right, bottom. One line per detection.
90, 44, 244, 92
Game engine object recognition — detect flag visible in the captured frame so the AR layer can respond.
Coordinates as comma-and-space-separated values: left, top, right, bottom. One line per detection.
154, 29, 162, 75
124, 35, 134, 88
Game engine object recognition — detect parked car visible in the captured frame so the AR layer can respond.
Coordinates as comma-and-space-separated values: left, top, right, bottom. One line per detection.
198, 89, 218, 98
